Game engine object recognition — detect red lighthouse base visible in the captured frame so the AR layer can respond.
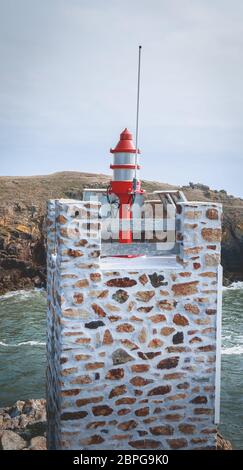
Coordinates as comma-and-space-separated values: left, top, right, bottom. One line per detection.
109, 180, 144, 244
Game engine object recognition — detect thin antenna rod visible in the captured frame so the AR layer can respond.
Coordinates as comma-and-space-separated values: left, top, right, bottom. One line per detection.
134, 45, 142, 189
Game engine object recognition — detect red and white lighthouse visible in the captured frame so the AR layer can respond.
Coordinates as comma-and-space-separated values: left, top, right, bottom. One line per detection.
109, 128, 144, 243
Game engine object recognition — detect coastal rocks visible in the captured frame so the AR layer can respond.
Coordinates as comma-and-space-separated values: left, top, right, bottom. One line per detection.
0, 399, 47, 450
1, 430, 27, 450
29, 436, 47, 450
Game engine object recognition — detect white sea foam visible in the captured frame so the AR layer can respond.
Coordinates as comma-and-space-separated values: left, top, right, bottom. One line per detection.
222, 345, 243, 355
0, 288, 45, 301
0, 340, 45, 347
223, 281, 243, 291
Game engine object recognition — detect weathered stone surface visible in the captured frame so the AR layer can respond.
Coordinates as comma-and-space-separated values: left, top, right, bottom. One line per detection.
189, 336, 202, 344
61, 411, 88, 420
193, 408, 213, 415
1, 430, 27, 450
61, 367, 78, 376
85, 320, 105, 329
61, 389, 81, 397
172, 332, 184, 344
128, 301, 136, 312
112, 289, 129, 303
76, 396, 103, 406
75, 279, 89, 288
206, 208, 219, 220
89, 289, 109, 299
135, 407, 149, 417
206, 308, 217, 315
167, 438, 188, 449
179, 272, 191, 277
105, 303, 120, 312
190, 396, 208, 404
148, 385, 171, 396
217, 432, 233, 450
121, 339, 139, 350
73, 292, 84, 304
139, 274, 149, 285
167, 393, 187, 401
116, 323, 134, 333
173, 313, 189, 326
199, 271, 217, 278
91, 303, 106, 317
165, 414, 184, 421
85, 362, 104, 370
80, 434, 105, 445
115, 397, 136, 405
63, 308, 88, 318
29, 436, 47, 450
167, 346, 190, 353
184, 210, 202, 219
150, 425, 174, 436
150, 314, 166, 323
118, 420, 138, 431
103, 329, 113, 345
90, 273, 102, 282
105, 368, 124, 380
172, 281, 199, 296
70, 375, 92, 385
148, 338, 163, 349
129, 439, 160, 449
149, 273, 165, 287
67, 248, 83, 258
184, 303, 200, 314
135, 291, 155, 302
138, 327, 147, 343
131, 364, 150, 373
109, 385, 127, 399
138, 351, 161, 360
157, 300, 175, 311
137, 306, 153, 313
92, 405, 113, 416
184, 246, 202, 255
108, 315, 122, 322
179, 423, 196, 434
56, 214, 68, 224
86, 421, 106, 429
75, 337, 92, 344
89, 249, 101, 258
130, 376, 153, 387
157, 356, 179, 370
160, 327, 175, 336
111, 434, 132, 440
202, 228, 221, 242
205, 253, 220, 266
112, 349, 134, 365
106, 277, 137, 287
118, 408, 131, 416
164, 372, 185, 380
197, 345, 216, 352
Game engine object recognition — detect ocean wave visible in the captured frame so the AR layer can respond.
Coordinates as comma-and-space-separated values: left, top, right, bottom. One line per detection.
222, 345, 243, 355
223, 281, 243, 291
0, 340, 45, 347
0, 288, 45, 301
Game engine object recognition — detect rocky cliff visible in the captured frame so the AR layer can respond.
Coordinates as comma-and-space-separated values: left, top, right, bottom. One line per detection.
0, 172, 242, 294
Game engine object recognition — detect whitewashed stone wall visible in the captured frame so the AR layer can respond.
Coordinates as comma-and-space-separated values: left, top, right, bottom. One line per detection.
46, 199, 222, 450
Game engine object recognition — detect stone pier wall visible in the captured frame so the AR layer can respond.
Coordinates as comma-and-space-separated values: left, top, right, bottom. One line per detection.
46, 199, 222, 450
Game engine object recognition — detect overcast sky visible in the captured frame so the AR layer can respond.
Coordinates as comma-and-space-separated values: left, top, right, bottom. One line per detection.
0, 0, 243, 197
